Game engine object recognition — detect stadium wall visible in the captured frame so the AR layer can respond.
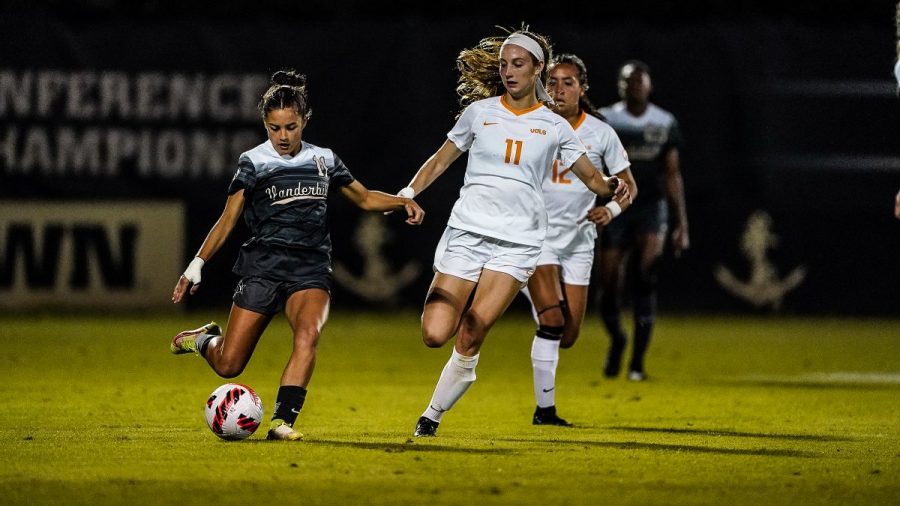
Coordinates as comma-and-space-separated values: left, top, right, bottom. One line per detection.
1, 12, 898, 315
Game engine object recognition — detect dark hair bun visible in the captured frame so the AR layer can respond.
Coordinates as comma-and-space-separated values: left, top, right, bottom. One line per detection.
272, 70, 307, 87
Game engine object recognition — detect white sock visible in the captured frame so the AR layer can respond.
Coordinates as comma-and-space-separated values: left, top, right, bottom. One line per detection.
422, 349, 479, 422
531, 336, 560, 408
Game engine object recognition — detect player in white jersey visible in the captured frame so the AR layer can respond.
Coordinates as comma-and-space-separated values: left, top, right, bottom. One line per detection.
599, 61, 689, 382
169, 71, 424, 441
397, 29, 630, 437
523, 54, 637, 426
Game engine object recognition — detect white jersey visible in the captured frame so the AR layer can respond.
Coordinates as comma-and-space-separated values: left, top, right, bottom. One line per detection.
446, 96, 586, 247
542, 111, 630, 253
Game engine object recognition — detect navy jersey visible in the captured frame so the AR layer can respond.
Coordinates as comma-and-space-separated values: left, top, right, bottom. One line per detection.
228, 140, 354, 281
599, 101, 682, 204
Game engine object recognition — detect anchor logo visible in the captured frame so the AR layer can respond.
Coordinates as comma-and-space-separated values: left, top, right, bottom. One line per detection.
333, 214, 422, 304
714, 210, 806, 310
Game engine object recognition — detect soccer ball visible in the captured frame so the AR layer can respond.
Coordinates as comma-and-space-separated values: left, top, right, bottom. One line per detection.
204, 383, 264, 440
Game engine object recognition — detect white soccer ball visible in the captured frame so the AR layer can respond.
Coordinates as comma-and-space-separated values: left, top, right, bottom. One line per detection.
204, 383, 264, 440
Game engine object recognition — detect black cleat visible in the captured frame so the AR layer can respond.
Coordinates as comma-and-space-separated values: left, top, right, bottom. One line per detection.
532, 405, 573, 427
414, 416, 439, 437
603, 337, 626, 377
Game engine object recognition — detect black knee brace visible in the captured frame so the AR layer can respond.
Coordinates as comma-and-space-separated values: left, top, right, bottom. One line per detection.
536, 324, 564, 341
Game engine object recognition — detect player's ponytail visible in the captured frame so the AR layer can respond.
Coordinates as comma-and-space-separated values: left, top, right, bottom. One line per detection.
259, 69, 312, 121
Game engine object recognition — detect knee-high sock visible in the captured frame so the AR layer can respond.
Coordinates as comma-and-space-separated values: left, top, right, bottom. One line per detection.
600, 292, 628, 345
532, 334, 561, 408
631, 273, 658, 372
422, 349, 479, 422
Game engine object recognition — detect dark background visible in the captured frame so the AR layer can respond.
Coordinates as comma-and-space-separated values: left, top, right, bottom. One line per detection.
2, 0, 899, 315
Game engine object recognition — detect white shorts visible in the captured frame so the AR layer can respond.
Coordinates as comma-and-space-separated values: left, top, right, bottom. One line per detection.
433, 227, 540, 284
535, 247, 594, 286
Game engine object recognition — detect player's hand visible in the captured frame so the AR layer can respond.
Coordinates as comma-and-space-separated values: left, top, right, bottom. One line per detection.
671, 224, 690, 258
607, 176, 631, 204
172, 275, 200, 303
586, 206, 614, 226
172, 257, 204, 303
403, 199, 425, 225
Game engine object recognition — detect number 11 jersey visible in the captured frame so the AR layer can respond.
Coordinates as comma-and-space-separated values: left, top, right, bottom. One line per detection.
446, 96, 586, 247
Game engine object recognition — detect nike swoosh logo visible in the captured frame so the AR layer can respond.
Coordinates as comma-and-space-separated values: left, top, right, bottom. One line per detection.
483, 121, 498, 126
429, 404, 447, 413
542, 387, 555, 393
290, 408, 300, 414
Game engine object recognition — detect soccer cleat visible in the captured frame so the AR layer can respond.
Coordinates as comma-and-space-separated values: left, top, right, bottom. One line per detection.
413, 416, 439, 437
170, 321, 221, 355
603, 337, 626, 378
628, 370, 648, 382
266, 419, 304, 441
532, 405, 573, 427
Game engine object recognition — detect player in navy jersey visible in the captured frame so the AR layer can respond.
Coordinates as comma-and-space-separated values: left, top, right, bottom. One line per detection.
398, 29, 630, 437
523, 54, 637, 426
598, 61, 689, 381
170, 70, 424, 441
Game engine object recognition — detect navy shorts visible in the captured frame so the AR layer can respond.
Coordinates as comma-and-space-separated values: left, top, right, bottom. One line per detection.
601, 199, 668, 250
232, 274, 332, 316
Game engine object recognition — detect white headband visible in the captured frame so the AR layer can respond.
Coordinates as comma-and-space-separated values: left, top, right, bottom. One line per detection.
500, 33, 553, 104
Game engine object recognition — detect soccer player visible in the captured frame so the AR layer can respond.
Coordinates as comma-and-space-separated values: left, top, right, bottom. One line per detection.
598, 61, 689, 381
170, 70, 424, 441
397, 29, 630, 437
523, 54, 637, 426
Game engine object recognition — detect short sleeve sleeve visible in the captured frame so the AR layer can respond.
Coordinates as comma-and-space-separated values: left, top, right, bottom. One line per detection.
601, 129, 630, 175
665, 117, 683, 152
557, 119, 587, 168
329, 153, 355, 188
446, 104, 479, 152
227, 155, 256, 195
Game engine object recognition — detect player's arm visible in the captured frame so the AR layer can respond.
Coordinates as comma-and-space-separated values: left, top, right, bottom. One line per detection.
586, 167, 638, 226
399, 140, 464, 197
172, 190, 245, 303
569, 154, 630, 201
341, 180, 424, 225
664, 147, 689, 257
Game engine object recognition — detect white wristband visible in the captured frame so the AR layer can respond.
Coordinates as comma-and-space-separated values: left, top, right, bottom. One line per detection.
604, 201, 622, 218
183, 256, 205, 284
398, 186, 415, 199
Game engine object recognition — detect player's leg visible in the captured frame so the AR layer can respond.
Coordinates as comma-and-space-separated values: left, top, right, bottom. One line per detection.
526, 264, 571, 426
174, 304, 271, 377
599, 247, 629, 377
628, 230, 665, 381
421, 272, 477, 348
558, 249, 594, 349
416, 269, 524, 437
268, 286, 330, 440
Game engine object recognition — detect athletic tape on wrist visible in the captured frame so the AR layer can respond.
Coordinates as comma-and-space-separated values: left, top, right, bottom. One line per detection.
398, 187, 415, 199
605, 201, 622, 218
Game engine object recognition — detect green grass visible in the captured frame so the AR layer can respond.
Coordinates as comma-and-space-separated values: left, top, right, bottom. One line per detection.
1, 312, 898, 505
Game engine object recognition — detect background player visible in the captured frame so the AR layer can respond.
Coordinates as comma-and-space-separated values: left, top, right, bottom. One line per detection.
170, 70, 424, 440
523, 53, 636, 426
398, 29, 629, 437
598, 60, 689, 381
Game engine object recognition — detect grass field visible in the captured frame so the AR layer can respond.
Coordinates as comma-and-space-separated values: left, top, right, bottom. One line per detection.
1, 311, 898, 505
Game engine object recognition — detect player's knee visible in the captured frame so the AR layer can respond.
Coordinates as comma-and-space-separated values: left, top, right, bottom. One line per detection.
293, 328, 321, 351
536, 306, 564, 328
421, 322, 451, 348
215, 358, 246, 379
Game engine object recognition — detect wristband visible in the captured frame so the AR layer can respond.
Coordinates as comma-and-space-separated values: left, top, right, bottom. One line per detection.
183, 256, 205, 284
398, 187, 415, 199
604, 201, 622, 218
